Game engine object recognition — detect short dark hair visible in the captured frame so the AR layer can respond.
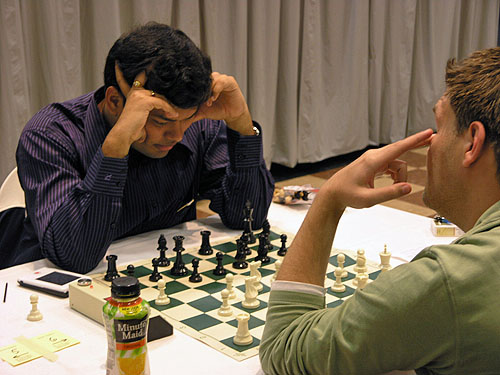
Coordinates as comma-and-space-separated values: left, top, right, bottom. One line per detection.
104, 22, 212, 109
445, 47, 500, 175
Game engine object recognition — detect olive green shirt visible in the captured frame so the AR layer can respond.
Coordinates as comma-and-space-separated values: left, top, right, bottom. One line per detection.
260, 201, 500, 375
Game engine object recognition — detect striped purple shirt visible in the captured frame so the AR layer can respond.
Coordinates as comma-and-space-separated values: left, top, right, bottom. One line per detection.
16, 87, 274, 273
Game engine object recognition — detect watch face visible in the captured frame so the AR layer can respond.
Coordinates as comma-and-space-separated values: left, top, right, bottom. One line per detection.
252, 126, 260, 136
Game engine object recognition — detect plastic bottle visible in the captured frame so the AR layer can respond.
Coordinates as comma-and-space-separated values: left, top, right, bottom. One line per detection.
103, 276, 151, 375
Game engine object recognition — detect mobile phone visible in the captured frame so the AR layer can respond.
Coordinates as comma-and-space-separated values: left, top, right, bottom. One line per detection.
18, 267, 89, 298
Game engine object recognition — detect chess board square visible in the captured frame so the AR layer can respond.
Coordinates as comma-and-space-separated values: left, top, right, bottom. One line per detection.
220, 336, 260, 352
168, 253, 197, 266
233, 300, 268, 314
249, 325, 265, 339
213, 241, 237, 253
160, 268, 192, 280
369, 270, 382, 280
249, 308, 268, 322
325, 271, 355, 283
161, 303, 201, 321
195, 281, 227, 294
188, 295, 222, 313
181, 313, 222, 331
148, 297, 183, 311
236, 283, 270, 295
326, 285, 355, 299
227, 314, 265, 330
161, 280, 190, 295
330, 253, 356, 267
327, 299, 344, 309
200, 322, 237, 341
172, 288, 210, 303
205, 306, 247, 323
121, 265, 152, 278
201, 269, 234, 281
206, 254, 236, 266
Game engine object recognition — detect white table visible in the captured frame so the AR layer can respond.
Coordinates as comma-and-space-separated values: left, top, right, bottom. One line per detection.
0, 203, 458, 374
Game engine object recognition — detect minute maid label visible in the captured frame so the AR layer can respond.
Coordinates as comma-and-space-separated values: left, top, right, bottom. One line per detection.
119, 304, 142, 316
114, 316, 148, 343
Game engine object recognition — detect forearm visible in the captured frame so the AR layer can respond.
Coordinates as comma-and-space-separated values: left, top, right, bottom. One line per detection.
277, 189, 344, 286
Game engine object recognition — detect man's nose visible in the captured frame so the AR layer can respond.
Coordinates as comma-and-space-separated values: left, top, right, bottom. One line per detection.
164, 122, 185, 143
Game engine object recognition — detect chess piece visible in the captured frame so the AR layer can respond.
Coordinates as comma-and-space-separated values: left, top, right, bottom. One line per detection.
271, 259, 282, 282
233, 312, 253, 346
356, 274, 369, 290
213, 252, 227, 276
170, 235, 188, 276
27, 294, 43, 321
379, 244, 392, 272
240, 233, 252, 255
249, 261, 263, 292
225, 274, 237, 299
337, 253, 348, 278
354, 249, 367, 274
104, 254, 119, 281
242, 276, 260, 309
277, 233, 288, 256
218, 289, 233, 317
189, 258, 203, 282
242, 200, 256, 244
232, 239, 248, 269
126, 264, 135, 278
155, 279, 170, 305
255, 233, 270, 264
149, 258, 163, 282
331, 267, 346, 293
157, 234, 170, 267
198, 230, 213, 255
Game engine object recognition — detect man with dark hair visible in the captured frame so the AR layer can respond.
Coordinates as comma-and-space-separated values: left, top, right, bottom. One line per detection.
260, 47, 500, 374
13, 22, 274, 273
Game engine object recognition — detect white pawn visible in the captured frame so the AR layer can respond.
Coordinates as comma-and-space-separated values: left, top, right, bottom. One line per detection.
354, 249, 367, 274
337, 253, 348, 278
155, 279, 170, 306
218, 289, 233, 317
271, 260, 282, 282
330, 267, 346, 293
233, 312, 253, 346
356, 274, 369, 290
27, 294, 43, 321
249, 261, 263, 292
379, 244, 392, 272
242, 276, 260, 309
225, 274, 237, 299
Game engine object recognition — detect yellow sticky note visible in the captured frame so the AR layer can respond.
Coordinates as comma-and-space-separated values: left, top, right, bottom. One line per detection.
0, 342, 41, 366
33, 330, 80, 352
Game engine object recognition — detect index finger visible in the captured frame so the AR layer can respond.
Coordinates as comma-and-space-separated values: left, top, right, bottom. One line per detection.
115, 62, 148, 97
381, 128, 433, 161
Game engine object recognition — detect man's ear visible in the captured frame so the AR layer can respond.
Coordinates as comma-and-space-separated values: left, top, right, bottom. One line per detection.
463, 121, 486, 167
104, 86, 124, 116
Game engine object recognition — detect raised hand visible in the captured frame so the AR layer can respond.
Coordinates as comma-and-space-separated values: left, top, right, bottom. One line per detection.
324, 129, 434, 210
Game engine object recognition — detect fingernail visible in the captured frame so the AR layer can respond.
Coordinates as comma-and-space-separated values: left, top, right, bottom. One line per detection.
401, 185, 411, 194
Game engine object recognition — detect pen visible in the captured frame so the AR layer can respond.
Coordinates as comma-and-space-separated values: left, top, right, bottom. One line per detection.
3, 282, 8, 302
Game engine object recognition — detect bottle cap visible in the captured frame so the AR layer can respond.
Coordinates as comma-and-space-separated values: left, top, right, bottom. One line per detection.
111, 276, 140, 299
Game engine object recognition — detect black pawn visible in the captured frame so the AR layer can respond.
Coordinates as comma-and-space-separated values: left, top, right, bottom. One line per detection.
189, 258, 203, 283
232, 239, 248, 269
149, 258, 163, 282
198, 230, 213, 255
242, 200, 256, 244
170, 235, 188, 276
157, 234, 170, 267
127, 264, 135, 277
213, 252, 227, 276
262, 219, 271, 237
255, 233, 270, 264
277, 234, 288, 256
104, 254, 119, 281
240, 233, 252, 255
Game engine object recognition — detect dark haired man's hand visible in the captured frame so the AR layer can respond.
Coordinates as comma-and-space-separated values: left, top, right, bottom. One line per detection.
193, 72, 255, 136
101, 64, 179, 158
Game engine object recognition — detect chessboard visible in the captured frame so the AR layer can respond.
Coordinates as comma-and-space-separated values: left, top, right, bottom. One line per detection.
69, 227, 385, 361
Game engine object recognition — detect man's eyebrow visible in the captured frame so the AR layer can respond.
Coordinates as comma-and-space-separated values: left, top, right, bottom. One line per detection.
156, 107, 199, 122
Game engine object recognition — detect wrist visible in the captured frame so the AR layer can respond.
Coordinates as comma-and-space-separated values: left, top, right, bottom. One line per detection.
225, 111, 254, 136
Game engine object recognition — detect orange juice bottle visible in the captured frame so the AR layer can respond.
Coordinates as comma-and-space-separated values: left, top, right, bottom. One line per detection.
103, 276, 150, 375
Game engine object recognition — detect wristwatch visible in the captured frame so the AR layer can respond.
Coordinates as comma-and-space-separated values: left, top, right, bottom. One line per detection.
252, 125, 260, 136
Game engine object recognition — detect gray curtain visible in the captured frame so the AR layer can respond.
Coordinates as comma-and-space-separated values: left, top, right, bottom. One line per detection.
1, 0, 499, 182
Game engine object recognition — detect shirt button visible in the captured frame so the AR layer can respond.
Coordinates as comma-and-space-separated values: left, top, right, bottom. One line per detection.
237, 154, 246, 160
110, 223, 116, 230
